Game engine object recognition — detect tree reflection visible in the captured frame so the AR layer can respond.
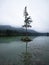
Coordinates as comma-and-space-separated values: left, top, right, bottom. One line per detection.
21, 41, 32, 65
21, 41, 45, 65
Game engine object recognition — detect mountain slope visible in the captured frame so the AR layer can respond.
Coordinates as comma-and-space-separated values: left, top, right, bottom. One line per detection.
0, 25, 37, 33
0, 25, 48, 36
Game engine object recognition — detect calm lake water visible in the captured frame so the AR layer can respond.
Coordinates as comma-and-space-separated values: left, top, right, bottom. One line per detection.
0, 36, 49, 65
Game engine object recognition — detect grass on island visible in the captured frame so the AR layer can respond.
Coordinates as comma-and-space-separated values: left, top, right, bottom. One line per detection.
21, 36, 32, 42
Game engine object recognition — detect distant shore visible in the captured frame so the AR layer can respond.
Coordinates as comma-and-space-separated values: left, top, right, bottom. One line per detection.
0, 25, 49, 36
0, 30, 49, 37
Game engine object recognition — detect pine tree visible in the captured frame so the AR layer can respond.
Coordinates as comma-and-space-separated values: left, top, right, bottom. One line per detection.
23, 6, 32, 36
21, 6, 32, 41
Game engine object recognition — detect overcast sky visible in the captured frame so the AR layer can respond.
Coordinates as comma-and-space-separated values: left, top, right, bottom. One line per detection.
0, 0, 49, 32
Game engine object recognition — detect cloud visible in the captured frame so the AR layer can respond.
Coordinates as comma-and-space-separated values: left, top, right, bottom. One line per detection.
0, 0, 49, 32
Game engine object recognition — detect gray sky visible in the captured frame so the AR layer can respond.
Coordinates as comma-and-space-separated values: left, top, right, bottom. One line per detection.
0, 0, 49, 32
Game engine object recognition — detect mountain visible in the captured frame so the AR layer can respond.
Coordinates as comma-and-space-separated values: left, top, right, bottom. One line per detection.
0, 25, 37, 33
0, 25, 49, 36
0, 25, 16, 30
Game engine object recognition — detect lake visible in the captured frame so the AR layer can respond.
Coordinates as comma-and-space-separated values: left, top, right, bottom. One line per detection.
0, 36, 49, 65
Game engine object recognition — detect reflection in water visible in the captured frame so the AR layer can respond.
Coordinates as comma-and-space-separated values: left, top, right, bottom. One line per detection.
21, 42, 32, 65
0, 37, 17, 43
0, 36, 49, 65
0, 36, 37, 43
21, 41, 45, 65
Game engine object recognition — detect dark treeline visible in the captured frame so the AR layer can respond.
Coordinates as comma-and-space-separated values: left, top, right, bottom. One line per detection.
0, 29, 26, 36
0, 30, 18, 36
0, 29, 49, 36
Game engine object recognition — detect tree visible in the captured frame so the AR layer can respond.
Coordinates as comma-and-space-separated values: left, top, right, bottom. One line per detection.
23, 6, 32, 36
22, 6, 32, 41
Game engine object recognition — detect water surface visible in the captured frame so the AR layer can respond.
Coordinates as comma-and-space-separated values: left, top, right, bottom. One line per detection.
0, 36, 49, 65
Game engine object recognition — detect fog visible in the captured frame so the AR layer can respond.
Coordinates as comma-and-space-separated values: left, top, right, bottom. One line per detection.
0, 0, 49, 32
